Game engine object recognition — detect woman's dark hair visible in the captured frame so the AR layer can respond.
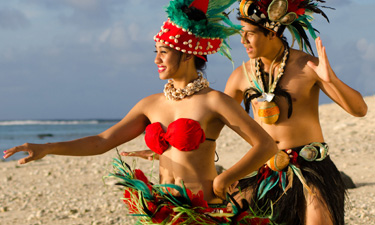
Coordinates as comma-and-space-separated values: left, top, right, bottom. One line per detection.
194, 56, 207, 72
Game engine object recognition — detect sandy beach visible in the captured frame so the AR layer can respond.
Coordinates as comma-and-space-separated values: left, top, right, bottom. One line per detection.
1, 96, 374, 225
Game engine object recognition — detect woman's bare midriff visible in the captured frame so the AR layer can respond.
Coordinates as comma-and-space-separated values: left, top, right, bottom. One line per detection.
158, 142, 223, 204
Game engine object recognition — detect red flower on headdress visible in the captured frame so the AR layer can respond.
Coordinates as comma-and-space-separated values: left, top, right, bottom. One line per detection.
288, 0, 305, 16
258, 0, 273, 15
257, 0, 306, 18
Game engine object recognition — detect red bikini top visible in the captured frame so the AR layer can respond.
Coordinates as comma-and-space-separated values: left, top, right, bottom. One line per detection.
144, 118, 215, 155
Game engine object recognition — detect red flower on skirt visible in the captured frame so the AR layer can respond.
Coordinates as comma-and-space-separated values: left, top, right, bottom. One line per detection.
187, 189, 209, 208
134, 169, 149, 183
148, 202, 173, 223
246, 217, 271, 225
123, 189, 139, 214
234, 211, 271, 225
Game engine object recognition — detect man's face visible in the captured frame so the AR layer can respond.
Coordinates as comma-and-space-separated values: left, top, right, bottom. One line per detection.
240, 20, 270, 58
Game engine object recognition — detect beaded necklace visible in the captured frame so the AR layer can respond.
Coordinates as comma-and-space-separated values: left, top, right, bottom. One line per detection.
163, 72, 209, 101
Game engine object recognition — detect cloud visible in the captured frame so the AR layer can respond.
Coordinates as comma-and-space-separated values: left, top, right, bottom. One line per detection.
357, 39, 375, 62
99, 22, 128, 48
0, 8, 30, 29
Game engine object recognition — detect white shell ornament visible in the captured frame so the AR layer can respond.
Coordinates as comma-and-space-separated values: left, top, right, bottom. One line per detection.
299, 146, 318, 161
279, 12, 297, 25
267, 0, 288, 21
299, 142, 329, 161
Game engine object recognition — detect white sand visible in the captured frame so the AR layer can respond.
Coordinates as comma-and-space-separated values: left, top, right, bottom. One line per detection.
1, 96, 374, 225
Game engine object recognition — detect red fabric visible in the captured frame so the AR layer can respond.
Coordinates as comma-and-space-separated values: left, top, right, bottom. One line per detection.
145, 118, 206, 155
189, 0, 209, 13
154, 20, 223, 62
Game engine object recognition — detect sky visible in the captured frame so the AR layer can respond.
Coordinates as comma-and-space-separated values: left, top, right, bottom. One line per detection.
0, 0, 374, 120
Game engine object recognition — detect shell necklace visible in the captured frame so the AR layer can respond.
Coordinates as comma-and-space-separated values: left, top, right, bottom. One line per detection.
251, 44, 289, 102
163, 72, 209, 101
247, 43, 289, 124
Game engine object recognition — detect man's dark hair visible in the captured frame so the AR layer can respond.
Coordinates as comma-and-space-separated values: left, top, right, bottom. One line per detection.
238, 17, 288, 44
238, 17, 271, 36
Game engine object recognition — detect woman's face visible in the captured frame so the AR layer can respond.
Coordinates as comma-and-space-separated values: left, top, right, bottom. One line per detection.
154, 42, 182, 80
240, 21, 270, 58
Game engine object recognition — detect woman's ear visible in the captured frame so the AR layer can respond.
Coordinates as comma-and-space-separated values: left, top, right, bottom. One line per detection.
183, 53, 194, 61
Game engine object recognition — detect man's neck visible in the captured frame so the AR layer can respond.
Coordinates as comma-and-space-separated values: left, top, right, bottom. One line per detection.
259, 40, 285, 72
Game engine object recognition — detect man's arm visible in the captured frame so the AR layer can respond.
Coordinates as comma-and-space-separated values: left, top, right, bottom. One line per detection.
307, 37, 367, 117
224, 65, 246, 104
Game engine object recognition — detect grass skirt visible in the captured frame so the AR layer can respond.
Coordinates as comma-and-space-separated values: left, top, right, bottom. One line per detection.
106, 155, 277, 225
235, 143, 346, 225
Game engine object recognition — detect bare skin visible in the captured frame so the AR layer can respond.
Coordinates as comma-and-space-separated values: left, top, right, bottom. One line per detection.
224, 21, 368, 225
3, 42, 278, 205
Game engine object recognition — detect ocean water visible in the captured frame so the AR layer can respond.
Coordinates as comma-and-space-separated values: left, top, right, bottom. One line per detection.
0, 119, 118, 162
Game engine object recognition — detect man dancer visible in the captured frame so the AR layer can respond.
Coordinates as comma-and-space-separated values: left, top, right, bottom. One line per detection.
225, 0, 367, 224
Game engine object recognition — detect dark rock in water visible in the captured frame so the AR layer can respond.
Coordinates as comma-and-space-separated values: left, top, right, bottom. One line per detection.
340, 171, 356, 189
37, 133, 54, 139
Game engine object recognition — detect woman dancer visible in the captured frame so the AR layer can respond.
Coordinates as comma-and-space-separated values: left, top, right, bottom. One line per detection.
4, 0, 278, 223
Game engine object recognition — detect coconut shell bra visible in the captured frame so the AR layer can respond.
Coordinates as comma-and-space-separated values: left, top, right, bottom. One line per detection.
145, 118, 215, 155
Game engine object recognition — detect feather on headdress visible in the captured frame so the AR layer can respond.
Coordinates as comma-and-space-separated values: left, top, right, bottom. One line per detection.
154, 0, 242, 61
239, 0, 333, 55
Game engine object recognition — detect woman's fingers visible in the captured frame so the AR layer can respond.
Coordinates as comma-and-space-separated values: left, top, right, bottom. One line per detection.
120, 150, 156, 161
3, 144, 25, 159
3, 143, 46, 164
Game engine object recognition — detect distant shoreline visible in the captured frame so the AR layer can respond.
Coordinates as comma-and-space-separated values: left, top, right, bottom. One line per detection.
0, 119, 121, 126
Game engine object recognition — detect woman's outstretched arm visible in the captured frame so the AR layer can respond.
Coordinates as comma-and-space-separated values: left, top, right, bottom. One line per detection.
3, 98, 150, 164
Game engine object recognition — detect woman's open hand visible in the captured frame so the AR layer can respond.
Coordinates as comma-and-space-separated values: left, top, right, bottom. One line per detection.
3, 143, 49, 164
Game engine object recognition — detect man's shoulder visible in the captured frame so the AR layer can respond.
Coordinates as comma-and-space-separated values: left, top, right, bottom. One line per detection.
287, 48, 317, 72
289, 48, 316, 63
232, 61, 247, 74
228, 61, 248, 81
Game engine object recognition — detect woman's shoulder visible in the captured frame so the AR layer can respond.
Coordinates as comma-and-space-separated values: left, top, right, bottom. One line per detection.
204, 88, 238, 105
136, 93, 165, 107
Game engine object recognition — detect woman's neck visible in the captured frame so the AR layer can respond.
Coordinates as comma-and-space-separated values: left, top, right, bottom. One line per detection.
172, 61, 199, 89
172, 73, 199, 89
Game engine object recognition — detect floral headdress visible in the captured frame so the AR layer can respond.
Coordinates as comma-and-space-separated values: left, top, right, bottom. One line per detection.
239, 0, 332, 54
154, 0, 242, 61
